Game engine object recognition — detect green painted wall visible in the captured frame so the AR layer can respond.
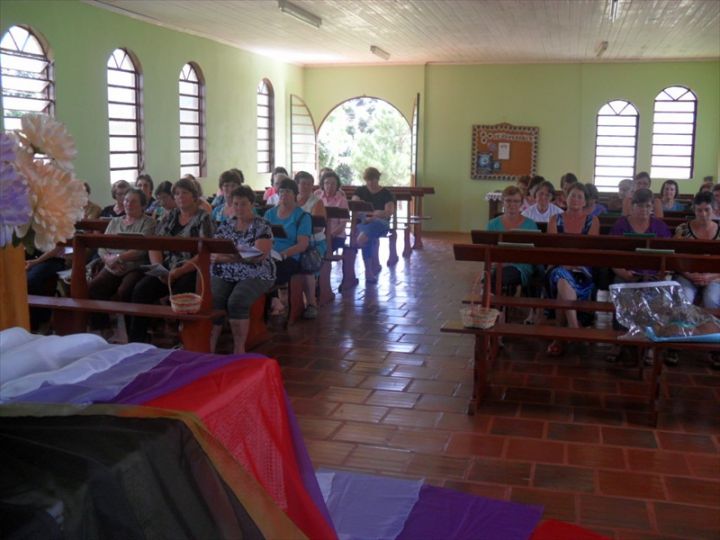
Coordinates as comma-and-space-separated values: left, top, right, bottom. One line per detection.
305, 61, 719, 231
0, 0, 303, 203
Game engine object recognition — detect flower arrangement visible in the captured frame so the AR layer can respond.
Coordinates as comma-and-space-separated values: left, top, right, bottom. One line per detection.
1, 114, 87, 252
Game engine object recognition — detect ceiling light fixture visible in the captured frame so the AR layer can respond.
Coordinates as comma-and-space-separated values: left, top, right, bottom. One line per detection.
608, 0, 620, 22
596, 40, 609, 58
370, 45, 390, 61
278, 0, 322, 29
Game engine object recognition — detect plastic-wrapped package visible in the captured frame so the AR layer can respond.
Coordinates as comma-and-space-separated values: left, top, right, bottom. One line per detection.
609, 280, 720, 343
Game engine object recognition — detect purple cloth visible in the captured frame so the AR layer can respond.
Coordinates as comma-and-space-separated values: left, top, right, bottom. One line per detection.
111, 350, 266, 404
609, 216, 671, 238
396, 484, 542, 540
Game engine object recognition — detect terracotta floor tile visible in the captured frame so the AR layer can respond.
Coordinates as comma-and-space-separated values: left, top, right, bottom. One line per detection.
381, 408, 442, 428
349, 362, 396, 376
685, 454, 720, 479
407, 379, 458, 396
445, 433, 505, 458
359, 375, 411, 391
579, 494, 651, 531
664, 476, 720, 507
436, 412, 491, 433
468, 457, 532, 486
626, 449, 690, 475
344, 445, 413, 473
511, 487, 577, 521
506, 439, 565, 464
332, 422, 396, 446
291, 398, 340, 417
406, 453, 470, 479
313, 371, 367, 387
281, 367, 319, 383
554, 390, 604, 408
602, 427, 658, 449
310, 358, 355, 372
317, 386, 373, 403
519, 403, 573, 421
366, 389, 420, 408
331, 403, 389, 423
474, 400, 520, 417
415, 394, 469, 413
597, 470, 665, 500
343, 349, 391, 363
548, 422, 602, 443
525, 375, 572, 390
445, 480, 509, 501
503, 387, 553, 404
283, 381, 325, 398
572, 407, 625, 426
390, 365, 439, 379
388, 429, 450, 453
305, 439, 355, 466
297, 417, 342, 440
656, 431, 718, 454
573, 378, 619, 393
534, 464, 596, 493
436, 367, 474, 382
490, 417, 546, 438
567, 444, 626, 470
654, 501, 720, 540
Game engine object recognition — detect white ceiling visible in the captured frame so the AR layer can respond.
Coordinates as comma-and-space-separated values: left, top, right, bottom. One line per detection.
90, 0, 720, 66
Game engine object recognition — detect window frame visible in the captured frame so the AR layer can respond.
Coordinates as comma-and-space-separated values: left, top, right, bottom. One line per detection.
1, 25, 55, 130
178, 61, 206, 178
106, 48, 144, 184
256, 78, 275, 174
290, 94, 317, 177
592, 99, 639, 192
650, 85, 697, 181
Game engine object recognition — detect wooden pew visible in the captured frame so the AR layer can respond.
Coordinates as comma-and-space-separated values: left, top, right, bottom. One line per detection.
443, 243, 720, 423
28, 234, 271, 352
319, 206, 350, 304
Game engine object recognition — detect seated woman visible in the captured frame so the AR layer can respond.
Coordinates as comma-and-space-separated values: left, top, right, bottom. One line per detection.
210, 186, 276, 354
351, 167, 396, 284
314, 167, 334, 197
607, 178, 633, 213
521, 180, 563, 223
488, 185, 539, 293
211, 169, 244, 224
26, 246, 65, 331
712, 184, 720, 219
545, 183, 600, 356
135, 174, 157, 216
554, 172, 578, 210
263, 166, 289, 205
89, 188, 156, 303
622, 172, 664, 218
82, 182, 102, 219
263, 178, 310, 315
128, 178, 214, 343
152, 181, 176, 221
296, 171, 327, 320
610, 188, 671, 241
318, 171, 349, 252
660, 179, 686, 212
100, 180, 130, 218
584, 183, 607, 217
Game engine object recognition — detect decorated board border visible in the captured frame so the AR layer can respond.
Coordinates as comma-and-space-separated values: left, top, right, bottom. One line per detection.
471, 123, 539, 181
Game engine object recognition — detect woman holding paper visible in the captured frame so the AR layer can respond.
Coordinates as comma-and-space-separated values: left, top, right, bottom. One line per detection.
210, 185, 276, 353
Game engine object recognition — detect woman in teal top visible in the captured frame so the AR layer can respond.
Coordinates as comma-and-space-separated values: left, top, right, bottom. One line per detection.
486, 185, 539, 291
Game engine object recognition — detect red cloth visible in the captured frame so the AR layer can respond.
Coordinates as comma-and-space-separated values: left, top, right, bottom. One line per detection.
531, 519, 610, 540
145, 358, 337, 540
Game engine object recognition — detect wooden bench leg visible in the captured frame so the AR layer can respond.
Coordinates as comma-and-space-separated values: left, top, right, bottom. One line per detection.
180, 319, 213, 352
402, 226, 412, 258
287, 273, 306, 325
412, 221, 424, 250
340, 247, 359, 292
469, 333, 490, 415
387, 230, 399, 266
245, 295, 270, 350
318, 260, 335, 306
648, 346, 662, 427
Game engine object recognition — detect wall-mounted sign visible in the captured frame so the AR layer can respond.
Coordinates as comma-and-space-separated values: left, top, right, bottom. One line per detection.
471, 123, 539, 181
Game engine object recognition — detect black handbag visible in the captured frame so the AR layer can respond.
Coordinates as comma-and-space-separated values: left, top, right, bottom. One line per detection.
295, 212, 323, 274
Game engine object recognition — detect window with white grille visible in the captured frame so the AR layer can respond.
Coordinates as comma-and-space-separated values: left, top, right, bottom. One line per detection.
179, 62, 206, 178
257, 79, 275, 174
1, 25, 54, 131
107, 48, 143, 184
290, 94, 316, 176
650, 86, 697, 180
592, 100, 638, 192
411, 93, 419, 183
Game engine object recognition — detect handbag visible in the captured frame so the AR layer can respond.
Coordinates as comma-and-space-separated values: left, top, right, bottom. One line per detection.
295, 211, 323, 274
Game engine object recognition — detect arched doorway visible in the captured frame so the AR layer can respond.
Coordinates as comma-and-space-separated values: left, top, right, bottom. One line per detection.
317, 97, 411, 186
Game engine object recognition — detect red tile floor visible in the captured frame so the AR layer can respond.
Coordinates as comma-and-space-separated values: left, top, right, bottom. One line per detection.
230, 232, 720, 539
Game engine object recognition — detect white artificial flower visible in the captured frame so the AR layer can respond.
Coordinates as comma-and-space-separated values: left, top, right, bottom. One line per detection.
16, 114, 77, 171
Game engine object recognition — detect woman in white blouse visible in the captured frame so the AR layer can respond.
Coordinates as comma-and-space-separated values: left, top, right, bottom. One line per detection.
521, 180, 564, 223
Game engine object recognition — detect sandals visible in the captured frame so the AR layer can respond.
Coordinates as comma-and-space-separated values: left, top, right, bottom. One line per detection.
546, 340, 564, 357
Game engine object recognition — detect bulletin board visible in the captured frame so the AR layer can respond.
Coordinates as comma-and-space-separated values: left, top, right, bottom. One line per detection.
470, 123, 539, 181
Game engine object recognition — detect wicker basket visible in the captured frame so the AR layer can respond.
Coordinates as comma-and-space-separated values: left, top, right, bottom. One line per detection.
461, 270, 499, 329
168, 261, 203, 314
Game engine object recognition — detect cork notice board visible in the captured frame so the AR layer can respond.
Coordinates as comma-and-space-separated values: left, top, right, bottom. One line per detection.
471, 123, 539, 181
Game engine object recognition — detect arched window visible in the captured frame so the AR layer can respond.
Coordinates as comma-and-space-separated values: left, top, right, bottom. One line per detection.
410, 93, 420, 184
107, 48, 143, 184
650, 86, 697, 180
592, 99, 639, 192
290, 94, 316, 176
256, 78, 274, 174
1, 25, 54, 131
179, 62, 206, 178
